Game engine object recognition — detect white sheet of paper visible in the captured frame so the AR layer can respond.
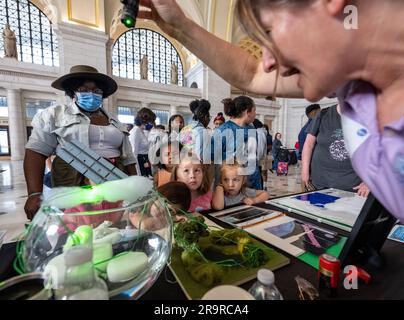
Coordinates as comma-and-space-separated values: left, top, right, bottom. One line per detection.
266, 188, 366, 231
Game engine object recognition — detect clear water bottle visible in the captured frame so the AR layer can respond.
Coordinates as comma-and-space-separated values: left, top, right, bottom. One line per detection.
56, 246, 109, 300
248, 269, 283, 300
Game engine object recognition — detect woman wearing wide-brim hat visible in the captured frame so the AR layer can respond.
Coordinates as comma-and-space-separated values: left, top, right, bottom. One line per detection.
24, 65, 137, 220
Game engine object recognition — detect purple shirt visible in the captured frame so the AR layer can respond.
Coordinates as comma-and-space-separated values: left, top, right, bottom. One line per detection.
337, 81, 404, 222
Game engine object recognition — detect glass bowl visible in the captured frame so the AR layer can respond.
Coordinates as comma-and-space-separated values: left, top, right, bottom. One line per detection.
0, 230, 5, 251
19, 176, 173, 299
0, 272, 52, 300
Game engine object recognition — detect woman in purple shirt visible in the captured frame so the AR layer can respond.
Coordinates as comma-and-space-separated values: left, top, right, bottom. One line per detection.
140, 0, 404, 222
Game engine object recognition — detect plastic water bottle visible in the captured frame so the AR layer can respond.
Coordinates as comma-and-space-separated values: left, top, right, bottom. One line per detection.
56, 246, 109, 300
248, 269, 283, 300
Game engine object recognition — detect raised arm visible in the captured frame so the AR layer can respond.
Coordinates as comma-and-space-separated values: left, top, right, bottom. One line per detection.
212, 185, 225, 211
139, 0, 303, 97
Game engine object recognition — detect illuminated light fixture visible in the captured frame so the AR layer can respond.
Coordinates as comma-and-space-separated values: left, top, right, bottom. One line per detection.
120, 0, 140, 28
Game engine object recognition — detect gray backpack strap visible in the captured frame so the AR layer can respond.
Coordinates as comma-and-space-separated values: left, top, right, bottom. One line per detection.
56, 140, 128, 184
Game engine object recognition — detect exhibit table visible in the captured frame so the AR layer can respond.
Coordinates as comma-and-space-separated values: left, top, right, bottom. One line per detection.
1, 203, 403, 300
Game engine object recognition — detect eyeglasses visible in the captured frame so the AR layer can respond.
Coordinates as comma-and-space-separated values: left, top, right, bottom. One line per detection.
75, 87, 103, 95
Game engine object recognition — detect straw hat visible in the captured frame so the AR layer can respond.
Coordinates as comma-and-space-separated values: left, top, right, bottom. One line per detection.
51, 65, 117, 98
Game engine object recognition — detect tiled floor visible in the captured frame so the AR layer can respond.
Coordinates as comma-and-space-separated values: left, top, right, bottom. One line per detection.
266, 165, 303, 198
0, 160, 302, 244
0, 161, 30, 243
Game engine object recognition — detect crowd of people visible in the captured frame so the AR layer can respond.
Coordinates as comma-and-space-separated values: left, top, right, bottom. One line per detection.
23, 64, 374, 222
23, 65, 277, 219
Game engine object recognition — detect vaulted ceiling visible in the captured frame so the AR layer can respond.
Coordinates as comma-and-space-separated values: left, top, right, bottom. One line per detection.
29, 0, 259, 71
33, 0, 248, 43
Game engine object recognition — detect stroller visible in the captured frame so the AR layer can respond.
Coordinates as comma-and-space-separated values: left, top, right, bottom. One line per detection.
277, 148, 289, 176
288, 150, 298, 165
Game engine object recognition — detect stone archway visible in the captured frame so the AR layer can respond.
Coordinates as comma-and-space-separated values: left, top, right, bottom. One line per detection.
29, 0, 60, 26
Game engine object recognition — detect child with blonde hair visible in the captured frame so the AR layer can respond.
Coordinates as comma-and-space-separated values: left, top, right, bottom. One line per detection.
171, 153, 212, 212
212, 161, 269, 211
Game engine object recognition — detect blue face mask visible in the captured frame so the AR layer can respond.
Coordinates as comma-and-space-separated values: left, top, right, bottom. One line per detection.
145, 123, 154, 131
76, 92, 103, 112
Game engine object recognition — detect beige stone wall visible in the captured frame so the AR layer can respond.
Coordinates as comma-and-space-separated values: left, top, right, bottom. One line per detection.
0, 0, 305, 159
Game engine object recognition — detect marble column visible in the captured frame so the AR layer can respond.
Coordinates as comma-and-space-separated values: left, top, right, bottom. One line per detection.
170, 105, 178, 116
7, 89, 26, 160
274, 98, 287, 140
258, 114, 265, 123
141, 102, 150, 110
280, 99, 289, 146
105, 95, 117, 115
202, 65, 231, 127
104, 39, 115, 115
55, 91, 67, 106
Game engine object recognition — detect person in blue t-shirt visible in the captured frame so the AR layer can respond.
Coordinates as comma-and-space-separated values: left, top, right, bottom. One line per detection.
298, 104, 321, 160
212, 96, 263, 190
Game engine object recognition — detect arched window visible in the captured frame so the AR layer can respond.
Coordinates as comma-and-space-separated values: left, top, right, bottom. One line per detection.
0, 0, 59, 66
112, 28, 184, 86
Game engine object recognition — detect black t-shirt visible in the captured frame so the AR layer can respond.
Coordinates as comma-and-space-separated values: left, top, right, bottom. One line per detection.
307, 105, 361, 191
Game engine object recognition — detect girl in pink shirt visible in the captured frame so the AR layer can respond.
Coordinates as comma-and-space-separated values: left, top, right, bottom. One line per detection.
171, 154, 212, 212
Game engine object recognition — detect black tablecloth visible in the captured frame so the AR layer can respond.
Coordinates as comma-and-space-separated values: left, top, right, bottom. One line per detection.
142, 203, 404, 300
1, 203, 403, 300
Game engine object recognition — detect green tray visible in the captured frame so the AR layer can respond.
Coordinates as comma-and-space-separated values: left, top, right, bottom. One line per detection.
169, 240, 290, 300
298, 236, 347, 269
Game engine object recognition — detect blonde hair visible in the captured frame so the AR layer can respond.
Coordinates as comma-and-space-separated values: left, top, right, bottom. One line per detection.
170, 153, 212, 195
220, 161, 248, 190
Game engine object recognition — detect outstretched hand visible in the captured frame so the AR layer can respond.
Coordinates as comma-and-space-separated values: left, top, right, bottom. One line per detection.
353, 182, 370, 198
139, 0, 187, 38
